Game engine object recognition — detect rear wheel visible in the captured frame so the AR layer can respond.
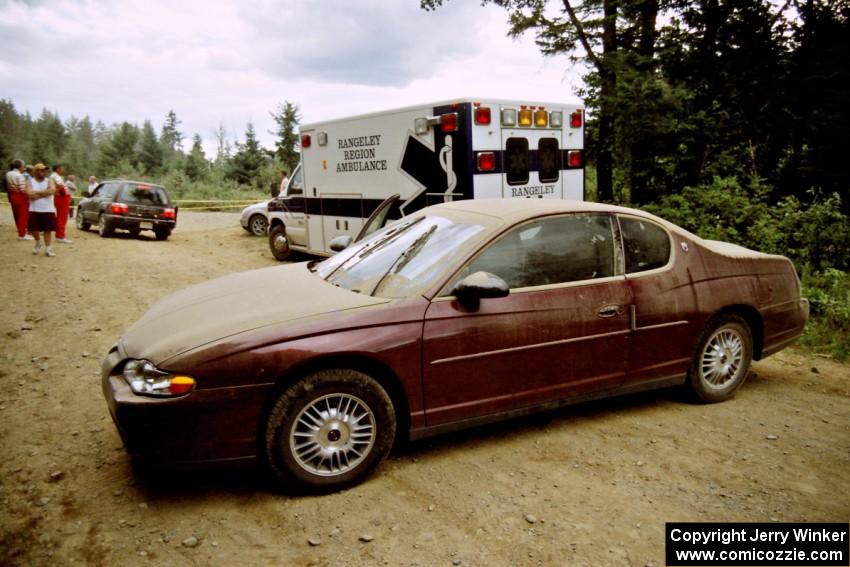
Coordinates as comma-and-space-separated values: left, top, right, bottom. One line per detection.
262, 369, 396, 492
248, 214, 268, 237
76, 210, 90, 231
154, 228, 171, 241
97, 214, 113, 237
687, 314, 753, 402
269, 223, 291, 261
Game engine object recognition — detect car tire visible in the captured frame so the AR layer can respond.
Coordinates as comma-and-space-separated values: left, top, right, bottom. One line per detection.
262, 369, 396, 492
687, 314, 753, 403
76, 210, 90, 231
97, 214, 113, 238
154, 228, 171, 241
248, 214, 268, 237
268, 223, 291, 261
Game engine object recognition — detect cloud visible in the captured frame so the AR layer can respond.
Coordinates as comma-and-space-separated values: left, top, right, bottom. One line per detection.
236, 0, 481, 87
0, 0, 584, 158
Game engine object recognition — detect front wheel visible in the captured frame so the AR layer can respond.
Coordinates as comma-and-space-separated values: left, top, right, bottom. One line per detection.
262, 369, 396, 492
268, 223, 291, 261
687, 314, 753, 403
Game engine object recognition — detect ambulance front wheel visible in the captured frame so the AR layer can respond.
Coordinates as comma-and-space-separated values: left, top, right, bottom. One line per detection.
269, 224, 292, 261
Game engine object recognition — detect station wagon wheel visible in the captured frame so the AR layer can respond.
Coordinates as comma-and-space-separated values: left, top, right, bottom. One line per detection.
248, 214, 268, 237
97, 214, 113, 237
687, 314, 753, 403
263, 369, 396, 492
76, 209, 90, 231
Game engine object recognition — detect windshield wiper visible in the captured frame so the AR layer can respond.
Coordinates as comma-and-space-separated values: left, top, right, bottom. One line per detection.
325, 217, 425, 281
369, 224, 437, 296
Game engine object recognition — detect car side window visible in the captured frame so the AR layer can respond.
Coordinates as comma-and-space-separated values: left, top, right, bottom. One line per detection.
287, 166, 303, 196
99, 183, 118, 200
619, 216, 671, 273
457, 214, 616, 290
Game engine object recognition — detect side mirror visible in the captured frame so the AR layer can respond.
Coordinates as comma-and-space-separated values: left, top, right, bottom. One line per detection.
329, 235, 354, 252
451, 271, 510, 305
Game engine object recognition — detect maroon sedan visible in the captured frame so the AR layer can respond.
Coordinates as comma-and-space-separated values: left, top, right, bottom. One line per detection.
102, 199, 809, 491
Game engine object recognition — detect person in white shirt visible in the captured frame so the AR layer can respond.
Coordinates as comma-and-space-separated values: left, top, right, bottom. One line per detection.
26, 164, 57, 257
6, 159, 33, 240
87, 176, 98, 196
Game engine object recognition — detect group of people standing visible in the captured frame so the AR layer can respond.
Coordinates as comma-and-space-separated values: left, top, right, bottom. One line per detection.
5, 160, 86, 257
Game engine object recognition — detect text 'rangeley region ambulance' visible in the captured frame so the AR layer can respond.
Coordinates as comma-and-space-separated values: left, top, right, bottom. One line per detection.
267, 98, 585, 260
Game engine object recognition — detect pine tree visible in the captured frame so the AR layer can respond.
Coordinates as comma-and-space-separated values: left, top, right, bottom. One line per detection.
160, 110, 184, 153
226, 122, 268, 185
138, 120, 163, 175
183, 134, 208, 181
99, 122, 140, 175
270, 101, 301, 170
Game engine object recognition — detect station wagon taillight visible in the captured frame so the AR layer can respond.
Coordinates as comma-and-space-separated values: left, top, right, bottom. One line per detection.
162, 208, 176, 219
440, 112, 459, 133
570, 109, 583, 128
110, 203, 128, 214
476, 152, 496, 172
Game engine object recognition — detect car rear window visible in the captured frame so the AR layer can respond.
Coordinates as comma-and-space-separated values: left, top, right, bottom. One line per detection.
121, 184, 170, 205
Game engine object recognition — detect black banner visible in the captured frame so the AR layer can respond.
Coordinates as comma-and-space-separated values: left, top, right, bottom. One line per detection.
666, 523, 849, 566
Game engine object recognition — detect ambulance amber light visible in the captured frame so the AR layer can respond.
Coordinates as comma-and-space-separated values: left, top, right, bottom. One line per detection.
476, 152, 496, 172
568, 150, 583, 168
501, 109, 517, 127
570, 110, 583, 128
440, 112, 459, 133
301, 134, 311, 148
534, 109, 548, 127
518, 109, 533, 127
550, 111, 563, 127
475, 107, 491, 125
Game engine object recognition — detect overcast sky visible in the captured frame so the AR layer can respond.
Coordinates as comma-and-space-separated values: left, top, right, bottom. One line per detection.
0, 0, 584, 156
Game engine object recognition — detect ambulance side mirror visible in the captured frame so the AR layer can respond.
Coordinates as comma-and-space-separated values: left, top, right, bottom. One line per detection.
329, 235, 353, 252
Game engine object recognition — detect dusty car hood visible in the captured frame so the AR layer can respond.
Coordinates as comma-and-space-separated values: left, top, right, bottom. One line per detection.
120, 262, 389, 365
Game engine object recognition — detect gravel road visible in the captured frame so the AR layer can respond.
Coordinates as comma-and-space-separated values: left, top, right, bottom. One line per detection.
1, 206, 848, 567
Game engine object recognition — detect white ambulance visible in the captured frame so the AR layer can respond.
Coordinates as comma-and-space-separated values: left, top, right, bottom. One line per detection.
268, 98, 585, 260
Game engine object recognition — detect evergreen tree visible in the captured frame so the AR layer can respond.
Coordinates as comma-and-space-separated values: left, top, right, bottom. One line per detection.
99, 122, 140, 175
270, 101, 301, 170
160, 109, 184, 154
138, 120, 164, 174
183, 134, 208, 181
226, 122, 267, 185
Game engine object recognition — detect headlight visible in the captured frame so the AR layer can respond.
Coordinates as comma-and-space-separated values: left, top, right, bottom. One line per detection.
122, 360, 195, 397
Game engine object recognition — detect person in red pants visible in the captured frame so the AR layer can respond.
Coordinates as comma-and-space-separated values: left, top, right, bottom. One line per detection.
50, 164, 72, 244
5, 159, 32, 240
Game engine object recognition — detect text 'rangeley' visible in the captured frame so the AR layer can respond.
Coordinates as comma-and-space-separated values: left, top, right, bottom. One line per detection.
266, 98, 585, 260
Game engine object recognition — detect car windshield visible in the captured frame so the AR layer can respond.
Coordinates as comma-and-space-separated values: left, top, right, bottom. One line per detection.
122, 184, 169, 205
314, 214, 488, 298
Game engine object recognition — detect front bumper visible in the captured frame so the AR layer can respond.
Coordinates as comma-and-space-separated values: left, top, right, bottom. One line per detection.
101, 344, 270, 464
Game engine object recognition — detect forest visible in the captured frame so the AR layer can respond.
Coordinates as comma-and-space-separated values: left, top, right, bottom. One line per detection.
2, 0, 848, 357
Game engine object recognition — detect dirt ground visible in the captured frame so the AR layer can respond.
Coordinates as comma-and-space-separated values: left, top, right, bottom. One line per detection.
0, 205, 848, 567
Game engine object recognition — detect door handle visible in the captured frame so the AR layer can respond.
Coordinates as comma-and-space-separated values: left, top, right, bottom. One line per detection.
597, 304, 623, 318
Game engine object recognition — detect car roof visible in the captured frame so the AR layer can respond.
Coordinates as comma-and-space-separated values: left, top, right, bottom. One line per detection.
428, 198, 667, 225
102, 179, 167, 189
